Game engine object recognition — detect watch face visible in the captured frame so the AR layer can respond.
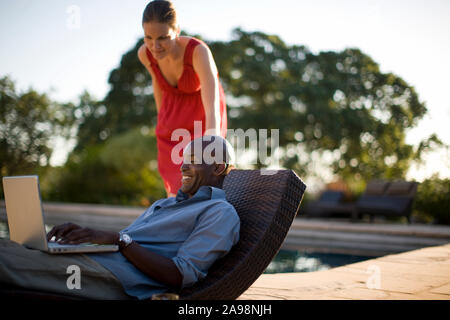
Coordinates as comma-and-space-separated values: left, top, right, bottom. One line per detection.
123, 234, 131, 244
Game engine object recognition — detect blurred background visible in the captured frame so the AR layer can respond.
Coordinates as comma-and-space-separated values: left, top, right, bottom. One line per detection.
1, 0, 449, 223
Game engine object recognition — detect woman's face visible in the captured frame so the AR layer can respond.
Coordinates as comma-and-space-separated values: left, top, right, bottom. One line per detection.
142, 21, 178, 60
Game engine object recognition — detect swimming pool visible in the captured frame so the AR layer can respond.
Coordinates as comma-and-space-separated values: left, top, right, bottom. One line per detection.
0, 221, 8, 239
264, 249, 372, 273
0, 221, 372, 273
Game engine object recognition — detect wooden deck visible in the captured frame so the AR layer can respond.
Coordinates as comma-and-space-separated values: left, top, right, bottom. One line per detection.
238, 243, 450, 300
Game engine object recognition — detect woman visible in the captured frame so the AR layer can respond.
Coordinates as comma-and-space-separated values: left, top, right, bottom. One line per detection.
137, 0, 227, 197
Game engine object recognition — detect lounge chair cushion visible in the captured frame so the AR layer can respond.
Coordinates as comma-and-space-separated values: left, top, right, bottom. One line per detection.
318, 191, 345, 203
356, 195, 411, 215
385, 181, 414, 196
365, 180, 390, 195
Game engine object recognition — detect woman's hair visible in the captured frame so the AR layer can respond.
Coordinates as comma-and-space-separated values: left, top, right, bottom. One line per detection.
142, 1, 178, 29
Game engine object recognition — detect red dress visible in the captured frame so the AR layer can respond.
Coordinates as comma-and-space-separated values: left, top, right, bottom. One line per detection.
145, 37, 228, 194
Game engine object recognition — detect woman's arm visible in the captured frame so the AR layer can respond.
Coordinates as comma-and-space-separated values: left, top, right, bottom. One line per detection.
138, 44, 163, 113
192, 44, 221, 136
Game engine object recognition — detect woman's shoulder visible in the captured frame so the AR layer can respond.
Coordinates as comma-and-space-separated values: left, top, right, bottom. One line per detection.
137, 43, 151, 65
179, 36, 210, 66
191, 39, 213, 66
180, 36, 208, 49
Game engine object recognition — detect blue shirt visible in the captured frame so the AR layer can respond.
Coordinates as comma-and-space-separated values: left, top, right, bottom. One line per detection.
89, 186, 240, 300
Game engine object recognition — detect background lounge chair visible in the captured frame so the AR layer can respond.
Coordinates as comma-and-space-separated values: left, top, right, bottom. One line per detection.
304, 190, 354, 218
355, 180, 418, 223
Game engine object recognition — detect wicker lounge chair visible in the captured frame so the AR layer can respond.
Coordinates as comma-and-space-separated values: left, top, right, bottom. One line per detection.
180, 169, 306, 299
0, 169, 306, 300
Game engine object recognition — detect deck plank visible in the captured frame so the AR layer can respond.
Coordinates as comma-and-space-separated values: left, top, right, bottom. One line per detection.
238, 244, 450, 300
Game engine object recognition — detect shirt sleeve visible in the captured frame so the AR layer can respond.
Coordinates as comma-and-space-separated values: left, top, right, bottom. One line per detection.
172, 202, 240, 288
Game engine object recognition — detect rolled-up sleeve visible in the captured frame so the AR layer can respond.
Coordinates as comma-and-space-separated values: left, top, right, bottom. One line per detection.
172, 203, 240, 288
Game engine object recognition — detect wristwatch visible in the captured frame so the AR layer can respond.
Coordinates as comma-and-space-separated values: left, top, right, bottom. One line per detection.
118, 232, 133, 250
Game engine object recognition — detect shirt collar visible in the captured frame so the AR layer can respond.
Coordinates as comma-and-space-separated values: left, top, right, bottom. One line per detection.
175, 186, 226, 202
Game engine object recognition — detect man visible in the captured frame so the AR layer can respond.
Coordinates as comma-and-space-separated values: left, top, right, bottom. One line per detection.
0, 135, 240, 300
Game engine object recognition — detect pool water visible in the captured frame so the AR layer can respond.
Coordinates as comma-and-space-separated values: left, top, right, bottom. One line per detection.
0, 221, 8, 239
264, 249, 372, 273
0, 221, 372, 273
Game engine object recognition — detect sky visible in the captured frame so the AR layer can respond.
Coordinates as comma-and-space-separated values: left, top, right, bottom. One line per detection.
0, 0, 449, 182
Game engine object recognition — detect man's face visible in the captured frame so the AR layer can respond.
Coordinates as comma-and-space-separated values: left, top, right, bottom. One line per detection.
180, 146, 217, 198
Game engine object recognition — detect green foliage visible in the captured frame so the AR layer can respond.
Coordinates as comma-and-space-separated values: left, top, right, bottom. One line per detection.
0, 75, 74, 199
71, 29, 436, 192
73, 42, 157, 152
0, 76, 74, 176
209, 29, 430, 187
413, 175, 450, 225
44, 127, 165, 206
99, 126, 158, 172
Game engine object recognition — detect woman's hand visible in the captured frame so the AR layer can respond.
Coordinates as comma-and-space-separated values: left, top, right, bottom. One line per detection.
46, 222, 118, 245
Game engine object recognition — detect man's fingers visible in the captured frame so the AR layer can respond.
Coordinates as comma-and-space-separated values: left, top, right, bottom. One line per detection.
53, 227, 109, 245
46, 226, 57, 241
58, 228, 92, 243
53, 224, 76, 240
65, 228, 89, 240
47, 223, 80, 241
47, 225, 67, 241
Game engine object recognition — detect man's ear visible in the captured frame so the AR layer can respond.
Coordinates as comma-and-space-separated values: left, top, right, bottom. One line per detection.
213, 163, 227, 176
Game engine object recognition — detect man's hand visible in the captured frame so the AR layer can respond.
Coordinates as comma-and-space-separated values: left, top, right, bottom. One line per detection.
46, 222, 118, 245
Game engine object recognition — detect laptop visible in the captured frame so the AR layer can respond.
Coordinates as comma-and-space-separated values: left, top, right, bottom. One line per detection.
2, 175, 118, 254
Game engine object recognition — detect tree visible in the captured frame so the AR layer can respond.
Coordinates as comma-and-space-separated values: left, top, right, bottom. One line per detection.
73, 42, 157, 152
71, 28, 438, 191
210, 29, 435, 188
0, 75, 74, 177
45, 127, 165, 206
413, 175, 450, 224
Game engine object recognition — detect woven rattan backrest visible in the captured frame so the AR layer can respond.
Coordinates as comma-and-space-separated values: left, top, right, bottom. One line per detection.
179, 169, 306, 300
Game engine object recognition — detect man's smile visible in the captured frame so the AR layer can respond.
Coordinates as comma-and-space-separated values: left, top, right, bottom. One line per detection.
181, 175, 193, 183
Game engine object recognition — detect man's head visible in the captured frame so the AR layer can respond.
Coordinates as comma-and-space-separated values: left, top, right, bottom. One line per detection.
180, 136, 235, 198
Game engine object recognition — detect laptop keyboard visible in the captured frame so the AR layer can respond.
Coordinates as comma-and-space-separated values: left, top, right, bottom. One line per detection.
48, 241, 99, 248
